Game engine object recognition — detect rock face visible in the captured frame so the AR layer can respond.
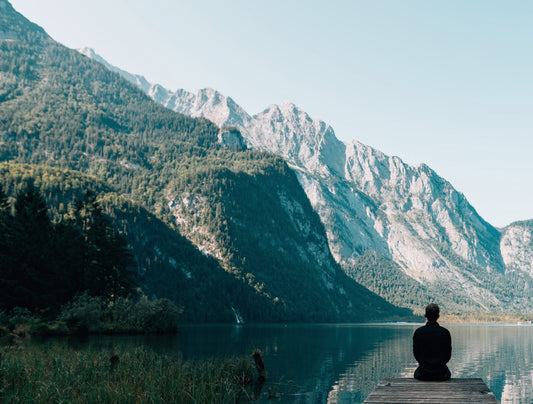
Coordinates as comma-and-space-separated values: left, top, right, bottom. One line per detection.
80, 48, 533, 312
1, 0, 410, 324
501, 221, 533, 277
217, 127, 246, 150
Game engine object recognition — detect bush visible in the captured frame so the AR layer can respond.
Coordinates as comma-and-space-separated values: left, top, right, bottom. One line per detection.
8, 307, 35, 327
133, 297, 182, 333
0, 310, 10, 327
58, 293, 106, 332
29, 320, 69, 336
58, 293, 182, 334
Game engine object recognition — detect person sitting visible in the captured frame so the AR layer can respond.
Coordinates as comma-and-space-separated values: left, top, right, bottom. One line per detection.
413, 303, 451, 381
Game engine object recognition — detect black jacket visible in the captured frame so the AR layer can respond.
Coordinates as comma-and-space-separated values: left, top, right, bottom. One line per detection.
413, 321, 452, 380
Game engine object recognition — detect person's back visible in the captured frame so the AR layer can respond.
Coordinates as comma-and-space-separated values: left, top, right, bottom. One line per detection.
413, 303, 451, 381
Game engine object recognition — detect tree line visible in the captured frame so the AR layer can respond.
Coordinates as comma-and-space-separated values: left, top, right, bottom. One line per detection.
0, 183, 137, 317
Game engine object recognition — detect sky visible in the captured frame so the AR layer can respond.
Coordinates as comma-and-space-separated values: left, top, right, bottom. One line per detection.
9, 0, 533, 227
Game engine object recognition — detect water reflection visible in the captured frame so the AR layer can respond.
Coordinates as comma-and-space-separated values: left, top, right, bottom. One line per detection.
33, 324, 533, 403
448, 325, 533, 404
326, 324, 533, 404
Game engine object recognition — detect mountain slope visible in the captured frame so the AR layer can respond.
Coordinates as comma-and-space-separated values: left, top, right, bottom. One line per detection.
0, 1, 408, 322
0, 162, 257, 322
80, 49, 533, 313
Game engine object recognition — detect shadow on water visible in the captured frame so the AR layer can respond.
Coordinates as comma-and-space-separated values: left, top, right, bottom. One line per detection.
31, 323, 533, 403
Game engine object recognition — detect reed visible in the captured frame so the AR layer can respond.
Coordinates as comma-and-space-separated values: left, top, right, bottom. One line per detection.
0, 344, 253, 403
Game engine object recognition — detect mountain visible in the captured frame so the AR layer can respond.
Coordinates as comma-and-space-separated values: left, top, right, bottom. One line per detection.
501, 221, 533, 277
0, 162, 243, 322
0, 1, 408, 322
78, 51, 533, 313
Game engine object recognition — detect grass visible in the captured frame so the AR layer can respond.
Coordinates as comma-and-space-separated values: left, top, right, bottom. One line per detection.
0, 343, 254, 403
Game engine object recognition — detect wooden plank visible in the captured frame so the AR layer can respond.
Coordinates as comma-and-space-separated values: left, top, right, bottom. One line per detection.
364, 378, 500, 403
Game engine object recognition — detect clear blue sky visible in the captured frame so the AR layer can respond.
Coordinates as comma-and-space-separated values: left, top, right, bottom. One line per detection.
9, 0, 533, 227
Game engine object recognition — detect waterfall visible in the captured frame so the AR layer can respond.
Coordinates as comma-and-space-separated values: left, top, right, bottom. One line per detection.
231, 306, 244, 324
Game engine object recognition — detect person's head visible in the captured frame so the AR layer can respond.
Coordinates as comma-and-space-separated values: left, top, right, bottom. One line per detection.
425, 303, 440, 322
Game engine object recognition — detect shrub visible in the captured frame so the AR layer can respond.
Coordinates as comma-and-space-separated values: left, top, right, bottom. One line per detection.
133, 297, 182, 333
29, 320, 69, 336
58, 293, 182, 333
58, 293, 106, 332
8, 307, 34, 327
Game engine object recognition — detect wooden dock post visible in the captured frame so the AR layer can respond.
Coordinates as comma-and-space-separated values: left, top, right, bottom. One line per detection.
364, 378, 500, 403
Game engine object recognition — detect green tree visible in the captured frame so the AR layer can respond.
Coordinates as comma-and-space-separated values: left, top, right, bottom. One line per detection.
9, 183, 55, 311
0, 186, 16, 308
73, 191, 137, 300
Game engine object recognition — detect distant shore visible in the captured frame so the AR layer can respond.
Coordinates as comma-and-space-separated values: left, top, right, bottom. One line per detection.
440, 313, 533, 324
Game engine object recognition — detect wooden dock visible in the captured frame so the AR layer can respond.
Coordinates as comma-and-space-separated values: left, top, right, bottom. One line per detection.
364, 378, 500, 403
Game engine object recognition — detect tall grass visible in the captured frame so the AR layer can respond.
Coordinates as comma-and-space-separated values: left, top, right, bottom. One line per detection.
0, 344, 253, 403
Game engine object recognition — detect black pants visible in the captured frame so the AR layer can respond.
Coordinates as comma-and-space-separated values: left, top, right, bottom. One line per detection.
414, 366, 451, 381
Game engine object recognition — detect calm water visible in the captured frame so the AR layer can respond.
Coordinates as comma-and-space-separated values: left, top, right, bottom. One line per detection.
38, 324, 533, 403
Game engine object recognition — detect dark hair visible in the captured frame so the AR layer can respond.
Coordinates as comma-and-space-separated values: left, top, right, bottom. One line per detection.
425, 303, 440, 322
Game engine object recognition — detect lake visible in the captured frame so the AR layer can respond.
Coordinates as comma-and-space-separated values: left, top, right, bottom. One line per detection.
38, 323, 533, 403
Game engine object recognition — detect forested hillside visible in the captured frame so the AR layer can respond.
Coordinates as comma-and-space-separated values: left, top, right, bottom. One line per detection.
105, 48, 533, 315
0, 166, 136, 314
0, 1, 411, 322
0, 163, 281, 322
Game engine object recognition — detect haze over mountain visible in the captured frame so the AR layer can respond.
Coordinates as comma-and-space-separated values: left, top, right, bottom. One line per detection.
0, 0, 411, 322
79, 47, 533, 313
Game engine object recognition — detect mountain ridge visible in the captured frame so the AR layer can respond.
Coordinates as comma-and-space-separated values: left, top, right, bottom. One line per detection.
0, 2, 408, 322
77, 48, 533, 312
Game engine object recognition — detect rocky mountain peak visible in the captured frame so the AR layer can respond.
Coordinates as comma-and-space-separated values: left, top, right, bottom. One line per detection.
78, 47, 152, 94
164, 87, 251, 129
79, 48, 533, 312
78, 46, 97, 59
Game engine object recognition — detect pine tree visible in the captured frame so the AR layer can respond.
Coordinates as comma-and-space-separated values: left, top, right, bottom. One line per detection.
9, 183, 54, 310
0, 186, 15, 309
74, 191, 137, 300
0, 187, 9, 212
